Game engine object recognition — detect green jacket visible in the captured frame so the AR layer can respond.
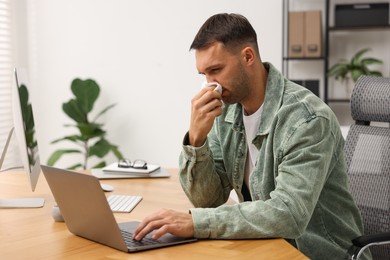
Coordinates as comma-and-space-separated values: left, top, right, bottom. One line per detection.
179, 63, 370, 260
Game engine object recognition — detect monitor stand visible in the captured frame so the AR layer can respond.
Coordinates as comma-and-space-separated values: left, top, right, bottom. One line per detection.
0, 127, 45, 208
0, 127, 14, 169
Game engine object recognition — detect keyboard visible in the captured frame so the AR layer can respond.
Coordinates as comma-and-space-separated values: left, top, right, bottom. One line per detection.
121, 229, 161, 247
107, 195, 142, 213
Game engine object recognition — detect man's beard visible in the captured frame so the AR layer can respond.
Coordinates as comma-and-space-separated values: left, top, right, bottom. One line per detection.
223, 64, 251, 105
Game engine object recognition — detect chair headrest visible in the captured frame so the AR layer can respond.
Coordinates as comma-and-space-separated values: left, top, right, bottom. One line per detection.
351, 75, 390, 123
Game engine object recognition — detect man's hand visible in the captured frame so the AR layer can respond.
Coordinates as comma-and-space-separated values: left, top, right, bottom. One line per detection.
133, 208, 195, 241
189, 86, 223, 147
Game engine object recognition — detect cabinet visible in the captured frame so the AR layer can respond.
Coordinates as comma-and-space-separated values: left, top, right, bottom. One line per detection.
282, 0, 390, 104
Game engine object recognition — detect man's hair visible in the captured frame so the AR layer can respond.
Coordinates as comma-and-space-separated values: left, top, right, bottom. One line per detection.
190, 13, 259, 55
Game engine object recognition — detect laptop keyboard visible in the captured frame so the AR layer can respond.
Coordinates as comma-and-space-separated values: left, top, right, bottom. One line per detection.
107, 195, 142, 213
121, 229, 161, 247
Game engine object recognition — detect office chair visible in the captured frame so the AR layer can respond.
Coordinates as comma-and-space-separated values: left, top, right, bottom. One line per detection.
344, 75, 390, 260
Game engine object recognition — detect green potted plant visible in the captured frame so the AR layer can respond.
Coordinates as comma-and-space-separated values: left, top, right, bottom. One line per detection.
327, 48, 383, 94
47, 78, 124, 169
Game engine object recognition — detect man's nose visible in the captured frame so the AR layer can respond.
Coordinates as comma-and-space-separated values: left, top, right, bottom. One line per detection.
205, 76, 218, 84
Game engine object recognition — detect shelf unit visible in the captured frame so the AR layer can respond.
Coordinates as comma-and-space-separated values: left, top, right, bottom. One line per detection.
282, 0, 390, 104
282, 0, 329, 103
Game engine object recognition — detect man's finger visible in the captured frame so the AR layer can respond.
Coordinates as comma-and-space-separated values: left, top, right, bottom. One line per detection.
133, 218, 168, 241
151, 224, 170, 240
133, 208, 167, 238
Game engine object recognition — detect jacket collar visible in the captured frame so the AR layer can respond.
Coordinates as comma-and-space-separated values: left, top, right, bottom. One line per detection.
224, 62, 285, 137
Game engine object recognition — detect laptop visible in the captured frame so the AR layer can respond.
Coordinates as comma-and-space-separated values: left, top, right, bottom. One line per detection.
41, 165, 197, 252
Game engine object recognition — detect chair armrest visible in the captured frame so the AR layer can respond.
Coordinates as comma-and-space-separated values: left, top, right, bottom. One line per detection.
352, 232, 390, 247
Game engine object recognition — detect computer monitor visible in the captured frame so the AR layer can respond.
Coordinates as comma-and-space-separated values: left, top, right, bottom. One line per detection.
0, 68, 45, 208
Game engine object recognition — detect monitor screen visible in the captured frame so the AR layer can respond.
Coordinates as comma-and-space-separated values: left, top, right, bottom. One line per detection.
0, 68, 44, 208
12, 68, 41, 192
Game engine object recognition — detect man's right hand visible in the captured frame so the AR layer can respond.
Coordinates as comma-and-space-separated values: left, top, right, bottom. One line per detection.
188, 86, 223, 147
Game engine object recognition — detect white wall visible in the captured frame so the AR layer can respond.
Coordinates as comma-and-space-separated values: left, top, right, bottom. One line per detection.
15, 0, 283, 168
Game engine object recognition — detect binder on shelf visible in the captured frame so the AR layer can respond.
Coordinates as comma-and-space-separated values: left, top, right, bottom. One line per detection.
288, 11, 305, 58
335, 3, 389, 28
304, 11, 322, 57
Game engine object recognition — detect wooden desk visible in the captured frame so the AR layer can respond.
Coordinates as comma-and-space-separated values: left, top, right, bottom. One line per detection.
0, 169, 308, 259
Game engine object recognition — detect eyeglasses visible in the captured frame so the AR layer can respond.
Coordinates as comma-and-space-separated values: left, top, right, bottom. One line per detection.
118, 159, 147, 169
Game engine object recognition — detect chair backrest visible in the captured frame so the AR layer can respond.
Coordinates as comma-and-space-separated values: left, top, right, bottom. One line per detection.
344, 75, 390, 259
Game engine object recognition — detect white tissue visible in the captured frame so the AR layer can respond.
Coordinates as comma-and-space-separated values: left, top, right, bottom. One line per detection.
201, 81, 224, 108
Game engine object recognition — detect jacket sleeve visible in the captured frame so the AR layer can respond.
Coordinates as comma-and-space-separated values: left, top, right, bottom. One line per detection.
189, 115, 344, 239
179, 130, 232, 208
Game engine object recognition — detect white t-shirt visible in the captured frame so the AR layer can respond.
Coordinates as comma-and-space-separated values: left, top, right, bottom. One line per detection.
242, 105, 263, 190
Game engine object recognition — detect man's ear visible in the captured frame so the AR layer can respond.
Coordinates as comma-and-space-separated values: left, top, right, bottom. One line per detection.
242, 47, 255, 65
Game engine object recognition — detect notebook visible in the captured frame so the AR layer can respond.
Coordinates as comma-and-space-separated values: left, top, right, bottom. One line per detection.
91, 167, 170, 179
41, 165, 197, 253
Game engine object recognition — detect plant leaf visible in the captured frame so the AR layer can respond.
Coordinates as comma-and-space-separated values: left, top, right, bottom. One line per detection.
89, 139, 111, 158
368, 71, 383, 77
110, 145, 124, 160
351, 48, 370, 66
71, 78, 100, 114
67, 163, 84, 170
51, 135, 84, 144
63, 99, 87, 123
92, 103, 116, 122
63, 124, 77, 127
361, 58, 383, 66
327, 63, 349, 79
47, 149, 82, 166
77, 123, 106, 140
91, 161, 107, 169
351, 69, 365, 82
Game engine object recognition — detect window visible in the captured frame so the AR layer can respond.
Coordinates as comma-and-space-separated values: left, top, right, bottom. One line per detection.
0, 0, 16, 169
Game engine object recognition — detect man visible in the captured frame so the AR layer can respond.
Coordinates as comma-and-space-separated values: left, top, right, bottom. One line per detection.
134, 13, 370, 259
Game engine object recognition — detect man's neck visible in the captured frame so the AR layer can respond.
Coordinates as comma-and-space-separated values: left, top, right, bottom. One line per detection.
242, 62, 268, 115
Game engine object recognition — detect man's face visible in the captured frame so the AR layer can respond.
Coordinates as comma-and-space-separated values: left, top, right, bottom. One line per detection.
195, 42, 251, 105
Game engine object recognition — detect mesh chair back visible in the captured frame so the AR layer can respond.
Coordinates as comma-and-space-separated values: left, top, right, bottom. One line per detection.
344, 75, 390, 259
